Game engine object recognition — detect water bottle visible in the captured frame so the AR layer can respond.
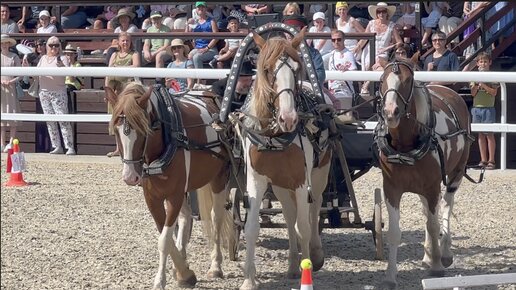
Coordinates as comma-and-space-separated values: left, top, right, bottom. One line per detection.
76, 47, 83, 60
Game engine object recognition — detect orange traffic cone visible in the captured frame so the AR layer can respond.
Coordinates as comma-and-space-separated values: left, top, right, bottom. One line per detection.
4, 139, 28, 187
300, 259, 313, 290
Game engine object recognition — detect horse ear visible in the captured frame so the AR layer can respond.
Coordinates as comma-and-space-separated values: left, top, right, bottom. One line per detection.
291, 27, 307, 49
252, 30, 266, 49
139, 86, 152, 104
410, 51, 421, 65
104, 87, 118, 106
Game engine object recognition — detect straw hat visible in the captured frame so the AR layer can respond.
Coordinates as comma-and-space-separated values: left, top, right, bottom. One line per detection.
368, 2, 396, 19
1, 34, 17, 47
113, 8, 135, 22
63, 44, 77, 54
166, 39, 190, 57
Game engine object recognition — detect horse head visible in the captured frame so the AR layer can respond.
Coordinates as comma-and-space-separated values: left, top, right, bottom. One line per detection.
251, 28, 306, 133
105, 82, 154, 185
379, 53, 419, 128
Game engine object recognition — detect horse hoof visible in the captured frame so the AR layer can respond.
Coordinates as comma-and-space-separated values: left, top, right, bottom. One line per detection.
240, 279, 258, 290
207, 269, 224, 279
311, 257, 324, 272
177, 276, 197, 288
380, 280, 397, 290
310, 249, 325, 272
441, 256, 453, 268
429, 269, 445, 277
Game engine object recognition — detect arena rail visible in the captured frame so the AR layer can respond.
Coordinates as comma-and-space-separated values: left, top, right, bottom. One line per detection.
2, 67, 515, 170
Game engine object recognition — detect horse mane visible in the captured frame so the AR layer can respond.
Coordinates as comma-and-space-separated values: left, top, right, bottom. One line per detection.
252, 37, 302, 118
110, 82, 152, 136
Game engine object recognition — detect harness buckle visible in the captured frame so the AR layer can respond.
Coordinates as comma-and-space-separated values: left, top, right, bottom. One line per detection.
175, 132, 189, 144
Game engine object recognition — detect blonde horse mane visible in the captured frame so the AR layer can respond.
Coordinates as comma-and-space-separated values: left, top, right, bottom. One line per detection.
252, 37, 302, 119
109, 82, 153, 136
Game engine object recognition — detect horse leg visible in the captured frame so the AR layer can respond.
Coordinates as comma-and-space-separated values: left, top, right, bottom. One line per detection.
240, 171, 267, 290
419, 192, 445, 277
382, 189, 402, 290
207, 186, 230, 279
273, 186, 301, 279
440, 175, 462, 268
295, 184, 312, 266
171, 197, 193, 280
309, 162, 331, 272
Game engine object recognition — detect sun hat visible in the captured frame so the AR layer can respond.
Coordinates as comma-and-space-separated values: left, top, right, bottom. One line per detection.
368, 2, 396, 20
335, 2, 349, 9
312, 12, 326, 22
63, 44, 77, 54
38, 10, 50, 19
195, 2, 207, 8
169, 7, 187, 18
282, 15, 308, 29
150, 10, 163, 19
166, 39, 190, 56
16, 44, 33, 55
0, 34, 17, 47
113, 8, 135, 22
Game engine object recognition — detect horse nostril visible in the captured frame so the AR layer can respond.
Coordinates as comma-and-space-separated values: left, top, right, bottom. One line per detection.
393, 107, 400, 116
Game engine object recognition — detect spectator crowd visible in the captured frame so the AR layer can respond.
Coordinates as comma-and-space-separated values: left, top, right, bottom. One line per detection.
1, 1, 513, 160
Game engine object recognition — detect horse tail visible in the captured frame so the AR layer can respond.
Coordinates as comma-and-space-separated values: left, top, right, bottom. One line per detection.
196, 185, 234, 251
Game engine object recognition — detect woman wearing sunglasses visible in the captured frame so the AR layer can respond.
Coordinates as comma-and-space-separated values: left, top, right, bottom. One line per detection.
36, 36, 76, 155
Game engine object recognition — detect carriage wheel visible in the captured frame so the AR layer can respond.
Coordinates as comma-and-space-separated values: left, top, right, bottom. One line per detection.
373, 188, 384, 260
228, 187, 243, 261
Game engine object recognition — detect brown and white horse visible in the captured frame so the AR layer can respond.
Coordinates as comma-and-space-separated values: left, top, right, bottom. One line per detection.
235, 30, 332, 290
376, 57, 472, 289
105, 83, 233, 290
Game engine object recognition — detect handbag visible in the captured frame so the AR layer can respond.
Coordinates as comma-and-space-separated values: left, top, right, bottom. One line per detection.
28, 77, 40, 98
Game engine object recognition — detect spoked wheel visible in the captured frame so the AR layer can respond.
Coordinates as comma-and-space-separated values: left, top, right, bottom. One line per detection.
373, 188, 384, 260
228, 187, 244, 261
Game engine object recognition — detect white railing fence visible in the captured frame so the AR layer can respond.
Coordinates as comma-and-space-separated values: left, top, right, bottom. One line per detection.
2, 67, 516, 169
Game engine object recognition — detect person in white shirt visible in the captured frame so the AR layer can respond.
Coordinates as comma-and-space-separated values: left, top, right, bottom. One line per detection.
328, 29, 358, 110
309, 12, 333, 70
36, 10, 57, 33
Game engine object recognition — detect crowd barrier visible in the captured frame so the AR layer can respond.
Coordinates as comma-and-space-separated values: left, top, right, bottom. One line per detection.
2, 67, 515, 169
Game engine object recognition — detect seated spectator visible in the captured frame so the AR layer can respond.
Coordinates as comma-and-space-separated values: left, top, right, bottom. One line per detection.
187, 2, 219, 84
241, 4, 271, 16
307, 4, 328, 20
1, 4, 19, 34
283, 3, 301, 16
421, 2, 449, 48
18, 6, 47, 31
37, 10, 57, 33
209, 15, 241, 69
105, 32, 140, 157
393, 43, 413, 59
92, 5, 119, 29
142, 10, 171, 72
438, 1, 463, 47
423, 31, 460, 87
327, 29, 358, 110
168, 5, 188, 30
141, 5, 174, 30
165, 39, 194, 93
60, 6, 88, 29
1, 34, 21, 152
309, 12, 333, 69
335, 2, 365, 61
395, 3, 416, 44
356, 2, 402, 96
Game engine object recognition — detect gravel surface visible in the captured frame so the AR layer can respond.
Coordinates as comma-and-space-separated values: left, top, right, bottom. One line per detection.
1, 153, 515, 290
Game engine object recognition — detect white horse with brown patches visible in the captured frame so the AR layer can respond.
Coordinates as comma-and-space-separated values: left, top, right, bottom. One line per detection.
235, 30, 332, 290
376, 57, 472, 289
105, 83, 233, 290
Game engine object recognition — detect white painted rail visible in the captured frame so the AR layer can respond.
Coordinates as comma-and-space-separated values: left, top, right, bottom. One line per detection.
422, 273, 516, 289
1, 67, 514, 169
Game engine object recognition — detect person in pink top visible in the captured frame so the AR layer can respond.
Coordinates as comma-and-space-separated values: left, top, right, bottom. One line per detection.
35, 36, 76, 155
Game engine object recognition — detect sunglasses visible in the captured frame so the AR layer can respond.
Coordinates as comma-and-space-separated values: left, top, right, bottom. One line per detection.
48, 44, 60, 48
331, 38, 342, 42
377, 10, 388, 14
432, 38, 445, 42
171, 46, 183, 50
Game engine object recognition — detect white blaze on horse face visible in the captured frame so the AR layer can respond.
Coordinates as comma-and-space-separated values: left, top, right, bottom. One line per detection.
384, 73, 402, 128
118, 124, 141, 185
276, 57, 299, 132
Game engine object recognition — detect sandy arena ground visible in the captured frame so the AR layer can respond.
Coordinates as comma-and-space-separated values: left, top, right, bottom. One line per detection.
1, 153, 515, 290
